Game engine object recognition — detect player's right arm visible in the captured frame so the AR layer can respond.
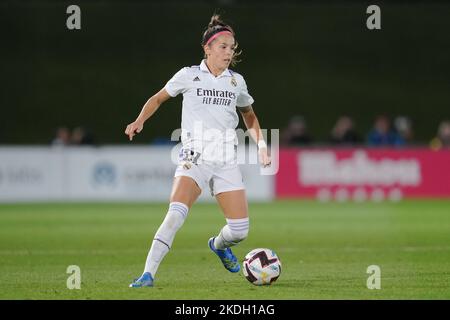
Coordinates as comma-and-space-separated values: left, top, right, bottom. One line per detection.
125, 88, 172, 141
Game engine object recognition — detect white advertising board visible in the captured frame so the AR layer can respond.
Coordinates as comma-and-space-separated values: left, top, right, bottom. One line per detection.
0, 146, 273, 202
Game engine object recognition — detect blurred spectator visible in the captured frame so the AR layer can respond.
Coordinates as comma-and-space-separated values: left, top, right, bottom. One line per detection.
281, 116, 313, 146
367, 115, 404, 146
394, 116, 414, 145
71, 126, 95, 145
51, 126, 71, 146
430, 120, 450, 150
329, 116, 361, 145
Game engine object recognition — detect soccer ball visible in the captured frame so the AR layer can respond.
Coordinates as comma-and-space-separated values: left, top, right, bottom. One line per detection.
242, 248, 281, 285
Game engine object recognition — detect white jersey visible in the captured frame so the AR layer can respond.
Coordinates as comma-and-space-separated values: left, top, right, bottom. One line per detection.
164, 60, 254, 165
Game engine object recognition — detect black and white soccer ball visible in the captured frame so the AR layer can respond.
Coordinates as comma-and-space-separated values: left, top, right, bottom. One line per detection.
242, 248, 281, 285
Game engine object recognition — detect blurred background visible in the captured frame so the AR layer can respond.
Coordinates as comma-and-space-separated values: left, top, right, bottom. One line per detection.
1, 0, 449, 146
1, 0, 450, 202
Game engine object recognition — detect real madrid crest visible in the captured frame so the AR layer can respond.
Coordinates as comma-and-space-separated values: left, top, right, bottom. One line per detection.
231, 77, 237, 87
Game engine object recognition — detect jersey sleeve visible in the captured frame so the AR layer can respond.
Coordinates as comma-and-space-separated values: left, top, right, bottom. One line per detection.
236, 77, 255, 107
164, 67, 189, 97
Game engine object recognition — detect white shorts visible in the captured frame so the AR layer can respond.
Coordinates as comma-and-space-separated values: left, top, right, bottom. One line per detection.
174, 162, 245, 196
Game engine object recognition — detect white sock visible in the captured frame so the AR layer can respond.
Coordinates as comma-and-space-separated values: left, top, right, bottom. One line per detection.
143, 202, 189, 277
214, 217, 249, 250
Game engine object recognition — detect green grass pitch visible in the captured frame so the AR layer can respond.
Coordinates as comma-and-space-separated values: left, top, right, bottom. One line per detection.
0, 200, 449, 299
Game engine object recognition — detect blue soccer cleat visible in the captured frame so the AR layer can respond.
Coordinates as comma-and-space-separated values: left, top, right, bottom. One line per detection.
129, 272, 154, 288
208, 237, 240, 273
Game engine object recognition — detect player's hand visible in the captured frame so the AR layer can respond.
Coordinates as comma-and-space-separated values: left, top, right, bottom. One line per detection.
125, 121, 144, 141
258, 147, 271, 168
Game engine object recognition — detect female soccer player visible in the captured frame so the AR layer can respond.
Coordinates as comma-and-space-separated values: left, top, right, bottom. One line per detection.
125, 14, 271, 287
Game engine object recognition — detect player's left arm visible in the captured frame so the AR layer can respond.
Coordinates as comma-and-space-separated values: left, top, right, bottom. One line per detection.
238, 105, 271, 167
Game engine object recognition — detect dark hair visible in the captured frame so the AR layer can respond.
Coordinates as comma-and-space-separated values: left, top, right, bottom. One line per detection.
201, 14, 242, 66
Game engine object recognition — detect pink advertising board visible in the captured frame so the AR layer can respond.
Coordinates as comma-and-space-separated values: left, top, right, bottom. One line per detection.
275, 148, 450, 200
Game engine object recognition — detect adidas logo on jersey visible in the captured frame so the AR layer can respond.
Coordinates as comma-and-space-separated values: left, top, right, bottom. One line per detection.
193, 76, 201, 82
